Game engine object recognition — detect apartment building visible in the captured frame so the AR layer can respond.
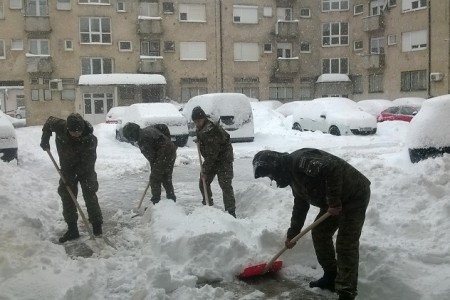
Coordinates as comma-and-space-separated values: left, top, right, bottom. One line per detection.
0, 0, 448, 125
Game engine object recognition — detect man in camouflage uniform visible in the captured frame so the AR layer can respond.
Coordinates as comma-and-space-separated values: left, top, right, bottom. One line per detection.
252, 148, 370, 300
40, 113, 103, 243
191, 106, 236, 218
122, 122, 177, 204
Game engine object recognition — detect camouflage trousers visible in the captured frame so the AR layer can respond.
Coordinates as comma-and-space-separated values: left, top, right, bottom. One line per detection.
199, 160, 235, 212
58, 170, 103, 225
149, 153, 176, 201
311, 190, 370, 298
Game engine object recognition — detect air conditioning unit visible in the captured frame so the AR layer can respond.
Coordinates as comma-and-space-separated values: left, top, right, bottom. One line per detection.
49, 79, 63, 91
430, 72, 444, 82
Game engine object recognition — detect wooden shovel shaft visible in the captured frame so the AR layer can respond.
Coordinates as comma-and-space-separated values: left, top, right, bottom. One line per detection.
137, 180, 151, 210
264, 212, 331, 273
196, 142, 210, 206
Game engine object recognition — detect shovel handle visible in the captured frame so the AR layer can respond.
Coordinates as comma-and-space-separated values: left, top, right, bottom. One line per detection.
137, 180, 151, 210
196, 141, 210, 206
264, 212, 331, 273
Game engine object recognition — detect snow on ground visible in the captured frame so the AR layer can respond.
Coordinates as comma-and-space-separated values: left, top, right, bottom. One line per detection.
1, 103, 450, 300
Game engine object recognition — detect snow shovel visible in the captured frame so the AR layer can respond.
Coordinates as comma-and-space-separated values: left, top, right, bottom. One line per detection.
46, 150, 116, 250
196, 141, 210, 206
131, 180, 151, 218
239, 212, 331, 278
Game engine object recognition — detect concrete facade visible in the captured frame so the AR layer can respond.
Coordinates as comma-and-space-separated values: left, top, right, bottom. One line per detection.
0, 0, 448, 125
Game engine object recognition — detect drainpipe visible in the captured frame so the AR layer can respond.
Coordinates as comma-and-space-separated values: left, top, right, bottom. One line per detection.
427, 0, 431, 97
219, 0, 224, 92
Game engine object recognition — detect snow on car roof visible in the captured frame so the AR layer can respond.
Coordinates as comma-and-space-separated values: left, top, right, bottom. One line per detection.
393, 97, 426, 106
78, 74, 166, 85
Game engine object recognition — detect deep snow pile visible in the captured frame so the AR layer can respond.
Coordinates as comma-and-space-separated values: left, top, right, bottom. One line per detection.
0, 104, 449, 300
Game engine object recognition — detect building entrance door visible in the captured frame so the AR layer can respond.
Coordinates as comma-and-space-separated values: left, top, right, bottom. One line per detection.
83, 93, 113, 125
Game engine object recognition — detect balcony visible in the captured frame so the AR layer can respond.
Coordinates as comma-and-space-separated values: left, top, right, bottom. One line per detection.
274, 58, 299, 77
139, 57, 164, 73
363, 54, 385, 69
138, 17, 163, 35
24, 16, 51, 33
362, 14, 384, 32
275, 20, 299, 39
26, 56, 53, 73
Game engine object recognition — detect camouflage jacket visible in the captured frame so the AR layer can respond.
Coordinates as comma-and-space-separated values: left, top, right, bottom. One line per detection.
196, 119, 233, 174
286, 148, 371, 239
41, 116, 97, 174
137, 125, 176, 169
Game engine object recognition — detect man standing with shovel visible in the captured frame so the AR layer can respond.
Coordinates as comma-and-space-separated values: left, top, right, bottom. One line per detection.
252, 148, 371, 300
40, 113, 103, 243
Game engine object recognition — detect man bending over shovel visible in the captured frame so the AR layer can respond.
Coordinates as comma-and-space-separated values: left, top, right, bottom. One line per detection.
40, 113, 103, 243
252, 148, 370, 300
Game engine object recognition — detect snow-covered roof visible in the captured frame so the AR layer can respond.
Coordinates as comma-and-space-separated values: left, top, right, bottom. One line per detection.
78, 74, 166, 86
316, 74, 351, 83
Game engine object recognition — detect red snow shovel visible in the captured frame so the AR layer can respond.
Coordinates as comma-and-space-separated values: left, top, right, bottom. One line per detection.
239, 212, 331, 278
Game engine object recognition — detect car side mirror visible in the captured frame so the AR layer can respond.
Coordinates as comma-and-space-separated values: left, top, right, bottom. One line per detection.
412, 111, 418, 115
320, 114, 326, 119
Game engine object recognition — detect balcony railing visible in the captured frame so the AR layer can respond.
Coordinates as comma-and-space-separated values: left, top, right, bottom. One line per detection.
24, 16, 51, 32
26, 56, 53, 73
138, 17, 163, 35
363, 53, 385, 69
139, 57, 164, 73
362, 14, 384, 32
275, 57, 299, 76
276, 20, 299, 39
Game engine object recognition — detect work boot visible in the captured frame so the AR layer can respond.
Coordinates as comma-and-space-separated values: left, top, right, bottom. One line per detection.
338, 294, 355, 300
59, 222, 80, 243
202, 198, 214, 206
151, 196, 161, 205
309, 271, 337, 291
92, 222, 103, 236
167, 194, 176, 202
227, 209, 236, 218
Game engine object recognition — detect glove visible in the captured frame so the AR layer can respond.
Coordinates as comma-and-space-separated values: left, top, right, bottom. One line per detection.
40, 140, 50, 151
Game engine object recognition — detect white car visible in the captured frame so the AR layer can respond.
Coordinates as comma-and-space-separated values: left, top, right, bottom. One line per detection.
116, 103, 189, 147
15, 106, 26, 119
182, 93, 255, 142
106, 106, 128, 124
0, 110, 18, 162
276, 97, 377, 136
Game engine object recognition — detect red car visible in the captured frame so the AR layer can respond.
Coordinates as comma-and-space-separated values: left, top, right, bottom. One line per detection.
377, 105, 420, 122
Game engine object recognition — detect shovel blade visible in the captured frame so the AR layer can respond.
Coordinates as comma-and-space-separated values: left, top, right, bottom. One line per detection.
239, 260, 283, 278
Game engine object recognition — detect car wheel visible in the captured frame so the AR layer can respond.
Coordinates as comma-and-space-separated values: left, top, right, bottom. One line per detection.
15, 114, 22, 119
329, 126, 341, 136
292, 122, 302, 131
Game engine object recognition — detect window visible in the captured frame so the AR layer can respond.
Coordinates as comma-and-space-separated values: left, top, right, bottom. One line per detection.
354, 40, 363, 51
322, 58, 348, 74
402, 30, 427, 51
26, 0, 49, 16
353, 75, 363, 94
139, 2, 158, 17
79, 0, 110, 3
80, 17, 112, 44
141, 40, 160, 56
57, 0, 70, 10
401, 70, 427, 91
180, 42, 206, 60
277, 43, 292, 58
10, 0, 22, 9
234, 43, 259, 61
64, 40, 73, 51
164, 41, 175, 52
263, 6, 272, 17
61, 89, 75, 101
0, 40, 4, 58
403, 0, 426, 11
369, 74, 384, 93
117, 0, 125, 12
276, 8, 292, 21
11, 39, 23, 50
0, 1, 4, 18
354, 4, 363, 15
263, 43, 272, 53
29, 39, 49, 55
179, 4, 206, 22
119, 41, 132, 52
233, 5, 258, 24
388, 34, 397, 45
371, 37, 385, 54
322, 22, 349, 46
81, 57, 113, 74
300, 8, 310, 18
31, 77, 52, 101
163, 2, 174, 14
269, 87, 293, 100
300, 41, 310, 53
322, 0, 349, 12
389, 0, 397, 7
83, 93, 113, 116
370, 0, 384, 16
235, 87, 259, 99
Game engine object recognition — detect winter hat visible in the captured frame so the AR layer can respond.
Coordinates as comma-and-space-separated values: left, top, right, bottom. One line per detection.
122, 122, 140, 142
66, 113, 85, 132
252, 150, 285, 179
191, 106, 207, 121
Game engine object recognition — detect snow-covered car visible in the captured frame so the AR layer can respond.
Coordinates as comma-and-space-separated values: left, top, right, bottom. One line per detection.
357, 99, 394, 117
106, 106, 128, 124
116, 103, 189, 147
0, 110, 18, 162
15, 106, 26, 119
377, 105, 420, 122
407, 95, 450, 163
393, 97, 426, 106
182, 93, 254, 142
276, 97, 377, 136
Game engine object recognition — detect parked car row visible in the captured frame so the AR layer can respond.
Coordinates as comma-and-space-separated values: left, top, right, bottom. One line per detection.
0, 110, 18, 162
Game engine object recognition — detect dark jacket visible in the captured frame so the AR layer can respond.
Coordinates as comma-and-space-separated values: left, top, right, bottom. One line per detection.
42, 116, 97, 174
137, 125, 176, 170
196, 119, 233, 174
286, 148, 371, 239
